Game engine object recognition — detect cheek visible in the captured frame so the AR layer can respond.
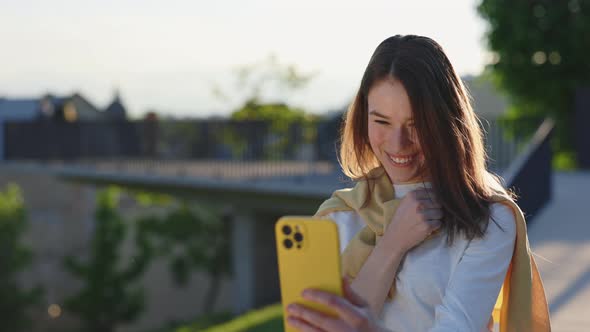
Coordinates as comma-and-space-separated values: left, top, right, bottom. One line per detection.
367, 123, 382, 149
414, 139, 423, 155
407, 130, 421, 153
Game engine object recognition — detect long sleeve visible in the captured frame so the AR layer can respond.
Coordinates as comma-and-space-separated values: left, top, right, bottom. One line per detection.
428, 203, 516, 332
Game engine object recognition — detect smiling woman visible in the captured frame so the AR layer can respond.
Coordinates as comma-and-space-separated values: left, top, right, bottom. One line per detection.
286, 35, 551, 332
367, 79, 423, 184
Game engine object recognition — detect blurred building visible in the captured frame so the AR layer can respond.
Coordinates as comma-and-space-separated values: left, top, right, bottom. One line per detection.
0, 91, 127, 123
0, 91, 133, 160
103, 90, 128, 121
462, 75, 509, 120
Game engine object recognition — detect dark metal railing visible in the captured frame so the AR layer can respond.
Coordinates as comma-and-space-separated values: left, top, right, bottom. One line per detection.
2, 116, 551, 184
502, 118, 555, 223
2, 119, 324, 162
1, 119, 336, 180
481, 116, 546, 174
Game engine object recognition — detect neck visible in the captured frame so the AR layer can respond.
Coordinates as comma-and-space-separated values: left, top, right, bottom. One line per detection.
392, 179, 429, 185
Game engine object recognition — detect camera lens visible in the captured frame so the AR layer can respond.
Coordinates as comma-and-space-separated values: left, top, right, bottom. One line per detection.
283, 239, 293, 249
294, 232, 303, 242
282, 225, 292, 235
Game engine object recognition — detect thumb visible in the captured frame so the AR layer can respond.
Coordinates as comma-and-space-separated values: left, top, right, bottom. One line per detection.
342, 276, 368, 307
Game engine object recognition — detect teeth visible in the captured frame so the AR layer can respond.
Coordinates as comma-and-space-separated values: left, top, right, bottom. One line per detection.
389, 155, 413, 164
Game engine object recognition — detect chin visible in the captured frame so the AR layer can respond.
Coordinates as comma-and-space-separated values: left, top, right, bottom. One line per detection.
384, 168, 421, 184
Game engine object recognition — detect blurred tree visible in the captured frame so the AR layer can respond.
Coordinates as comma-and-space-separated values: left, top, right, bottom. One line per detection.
0, 184, 43, 332
478, 0, 590, 167
214, 54, 321, 160
136, 202, 230, 313
157, 120, 203, 158
63, 188, 152, 332
213, 54, 316, 107
230, 101, 319, 160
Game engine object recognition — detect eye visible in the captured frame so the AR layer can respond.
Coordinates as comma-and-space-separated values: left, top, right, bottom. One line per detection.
374, 120, 389, 125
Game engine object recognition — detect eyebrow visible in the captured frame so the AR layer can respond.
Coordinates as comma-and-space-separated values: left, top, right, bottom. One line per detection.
369, 110, 389, 119
369, 110, 414, 122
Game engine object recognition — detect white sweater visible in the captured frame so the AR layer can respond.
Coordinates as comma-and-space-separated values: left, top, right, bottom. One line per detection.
326, 182, 516, 332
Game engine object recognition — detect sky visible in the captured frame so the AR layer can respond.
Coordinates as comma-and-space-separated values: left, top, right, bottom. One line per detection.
0, 0, 490, 118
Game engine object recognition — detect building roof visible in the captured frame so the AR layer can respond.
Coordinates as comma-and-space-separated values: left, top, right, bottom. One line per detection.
0, 92, 107, 122
104, 90, 127, 120
0, 98, 40, 121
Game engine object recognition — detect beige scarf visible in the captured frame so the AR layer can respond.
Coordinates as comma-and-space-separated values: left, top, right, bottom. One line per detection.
314, 167, 551, 331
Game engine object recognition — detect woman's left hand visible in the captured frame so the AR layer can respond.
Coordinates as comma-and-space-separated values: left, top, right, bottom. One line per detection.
286, 277, 389, 332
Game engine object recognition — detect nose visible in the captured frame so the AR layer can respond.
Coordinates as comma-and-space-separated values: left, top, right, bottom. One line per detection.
386, 126, 413, 151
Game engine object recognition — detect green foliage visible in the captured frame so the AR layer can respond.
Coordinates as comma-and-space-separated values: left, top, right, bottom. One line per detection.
213, 54, 316, 105
227, 54, 319, 140
133, 191, 174, 208
63, 187, 152, 332
230, 100, 319, 160
0, 184, 43, 332
136, 202, 230, 311
215, 54, 321, 160
157, 121, 203, 158
553, 150, 578, 170
62, 187, 231, 331
477, 0, 590, 155
231, 100, 315, 130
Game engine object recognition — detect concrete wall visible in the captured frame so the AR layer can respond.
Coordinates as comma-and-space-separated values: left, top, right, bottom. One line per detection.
0, 165, 95, 331
0, 164, 234, 332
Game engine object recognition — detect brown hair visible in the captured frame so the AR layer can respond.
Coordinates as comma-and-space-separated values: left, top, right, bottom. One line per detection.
339, 35, 510, 244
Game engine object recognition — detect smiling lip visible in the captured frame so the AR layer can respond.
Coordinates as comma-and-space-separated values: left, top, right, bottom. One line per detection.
386, 153, 418, 167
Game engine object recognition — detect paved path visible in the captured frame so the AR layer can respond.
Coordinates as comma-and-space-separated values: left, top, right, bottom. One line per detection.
528, 172, 590, 331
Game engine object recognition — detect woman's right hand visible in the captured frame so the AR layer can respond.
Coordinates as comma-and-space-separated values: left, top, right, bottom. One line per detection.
385, 187, 443, 253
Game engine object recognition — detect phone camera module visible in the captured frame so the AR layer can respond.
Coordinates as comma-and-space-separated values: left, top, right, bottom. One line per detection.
283, 239, 293, 249
294, 232, 303, 242
282, 225, 292, 235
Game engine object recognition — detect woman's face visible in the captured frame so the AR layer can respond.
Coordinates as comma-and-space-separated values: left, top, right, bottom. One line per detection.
367, 78, 426, 184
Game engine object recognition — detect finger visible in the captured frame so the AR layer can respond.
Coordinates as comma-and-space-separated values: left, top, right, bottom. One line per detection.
425, 219, 442, 230
420, 208, 444, 220
413, 189, 441, 205
287, 303, 342, 332
287, 316, 325, 332
342, 277, 368, 307
418, 199, 442, 210
412, 187, 436, 199
302, 289, 367, 328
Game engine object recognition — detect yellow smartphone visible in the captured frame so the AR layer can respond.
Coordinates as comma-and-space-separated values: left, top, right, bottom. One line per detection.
275, 216, 343, 332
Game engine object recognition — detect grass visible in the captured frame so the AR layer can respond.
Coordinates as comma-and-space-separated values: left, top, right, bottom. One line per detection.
150, 303, 283, 332
145, 311, 233, 332
170, 303, 284, 332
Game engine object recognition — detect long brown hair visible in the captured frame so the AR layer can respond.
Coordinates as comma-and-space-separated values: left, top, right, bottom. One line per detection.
339, 35, 511, 244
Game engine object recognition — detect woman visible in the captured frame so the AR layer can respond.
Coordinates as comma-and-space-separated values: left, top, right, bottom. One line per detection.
286, 35, 550, 332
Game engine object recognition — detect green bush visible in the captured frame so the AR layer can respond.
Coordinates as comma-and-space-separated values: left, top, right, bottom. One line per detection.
136, 201, 230, 313
0, 183, 43, 331
62, 187, 152, 332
